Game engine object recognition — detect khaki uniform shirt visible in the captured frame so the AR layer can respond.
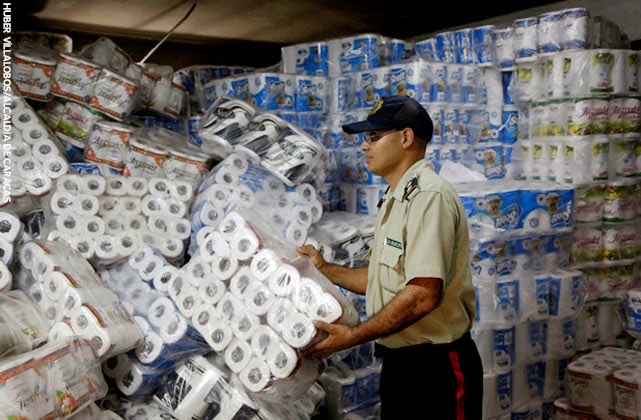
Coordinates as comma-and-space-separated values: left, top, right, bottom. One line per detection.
366, 160, 476, 348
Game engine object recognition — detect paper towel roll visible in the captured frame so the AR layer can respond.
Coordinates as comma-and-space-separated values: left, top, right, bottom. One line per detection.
224, 337, 252, 373
250, 248, 281, 281
281, 311, 317, 349
239, 357, 272, 392
267, 263, 301, 297
265, 339, 299, 379
230, 227, 261, 261
245, 286, 276, 316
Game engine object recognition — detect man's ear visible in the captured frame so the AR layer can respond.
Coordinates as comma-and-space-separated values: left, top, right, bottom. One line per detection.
401, 128, 415, 149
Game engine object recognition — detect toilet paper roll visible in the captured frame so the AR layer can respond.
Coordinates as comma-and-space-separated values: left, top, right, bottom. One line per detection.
148, 296, 178, 328
115, 231, 140, 257
0, 211, 22, 243
57, 174, 83, 194
152, 264, 180, 292
492, 324, 516, 371
210, 254, 239, 281
141, 195, 167, 216
116, 362, 167, 397
12, 108, 39, 131
548, 270, 581, 319
230, 227, 261, 261
73, 193, 99, 216
81, 175, 107, 196
195, 225, 217, 248
266, 297, 299, 333
26, 174, 53, 196
119, 197, 143, 216
245, 286, 276, 316
250, 248, 281, 281
55, 212, 81, 234
199, 230, 231, 260
61, 286, 118, 311
105, 176, 128, 195
148, 177, 173, 197
125, 176, 149, 196
230, 307, 261, 341
133, 315, 151, 334
164, 198, 187, 218
495, 277, 522, 322
50, 191, 76, 214
174, 285, 203, 318
281, 311, 317, 349
284, 221, 308, 246
215, 292, 245, 321
79, 215, 105, 237
169, 219, 191, 241
218, 211, 247, 242
157, 311, 207, 350
48, 321, 75, 342
215, 166, 241, 186
94, 235, 120, 260
102, 352, 131, 379
171, 180, 194, 202
512, 364, 530, 409
239, 357, 271, 392
547, 318, 576, 358
265, 340, 299, 379
134, 331, 174, 368
31, 138, 57, 162
201, 315, 234, 352
291, 277, 324, 316
128, 245, 155, 270
160, 237, 184, 260
43, 270, 71, 301
47, 229, 72, 244
229, 265, 260, 300
482, 372, 498, 419
199, 278, 227, 305
184, 255, 213, 287
267, 263, 301, 297
42, 155, 69, 179
289, 183, 317, 204
18, 240, 45, 270
312, 292, 343, 324
250, 324, 281, 357
224, 337, 252, 373
291, 205, 313, 229
0, 261, 12, 292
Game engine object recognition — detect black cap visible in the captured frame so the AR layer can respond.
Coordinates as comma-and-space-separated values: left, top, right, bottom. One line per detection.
342, 96, 433, 141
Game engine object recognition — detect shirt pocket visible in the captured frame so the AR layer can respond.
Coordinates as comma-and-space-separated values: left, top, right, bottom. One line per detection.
378, 245, 404, 292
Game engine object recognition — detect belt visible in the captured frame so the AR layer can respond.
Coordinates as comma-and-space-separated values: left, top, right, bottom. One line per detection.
374, 332, 472, 358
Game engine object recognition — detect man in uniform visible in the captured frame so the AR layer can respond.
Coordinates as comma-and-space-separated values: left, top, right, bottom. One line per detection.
297, 96, 483, 419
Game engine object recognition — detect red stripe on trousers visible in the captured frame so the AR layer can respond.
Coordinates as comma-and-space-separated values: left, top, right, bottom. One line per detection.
449, 350, 465, 420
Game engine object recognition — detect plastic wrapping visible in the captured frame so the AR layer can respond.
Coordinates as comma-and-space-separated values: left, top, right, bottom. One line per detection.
0, 289, 49, 358
0, 337, 108, 419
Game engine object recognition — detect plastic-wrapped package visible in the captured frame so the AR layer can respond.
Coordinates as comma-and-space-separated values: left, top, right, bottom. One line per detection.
0, 337, 108, 419
0, 289, 49, 358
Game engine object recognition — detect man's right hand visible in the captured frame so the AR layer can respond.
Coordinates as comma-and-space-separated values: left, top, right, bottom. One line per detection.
296, 244, 326, 271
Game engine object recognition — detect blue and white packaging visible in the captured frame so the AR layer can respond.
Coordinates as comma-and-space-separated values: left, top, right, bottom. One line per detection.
493, 324, 516, 370
510, 237, 532, 274
496, 370, 513, 414
426, 104, 445, 144
479, 106, 503, 142
434, 31, 455, 63
537, 11, 563, 54
295, 75, 327, 112
460, 186, 522, 237
520, 186, 574, 233
473, 25, 496, 66
329, 34, 382, 76
354, 70, 378, 110
472, 142, 504, 179
447, 64, 464, 103
502, 106, 519, 144
329, 76, 353, 113
430, 63, 448, 103
355, 185, 384, 216
494, 27, 516, 69
282, 42, 329, 76
386, 62, 420, 99
502, 70, 516, 104
561, 7, 591, 51
414, 38, 435, 61
496, 277, 520, 321
187, 116, 204, 147
443, 106, 460, 144
514, 17, 539, 61
385, 38, 409, 65
454, 28, 474, 64
462, 65, 481, 104
249, 73, 295, 111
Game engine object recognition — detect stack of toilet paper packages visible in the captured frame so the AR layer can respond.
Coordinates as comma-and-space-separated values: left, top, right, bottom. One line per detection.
43, 173, 194, 265
0, 336, 108, 419
0, 290, 49, 359
562, 346, 641, 419
5, 89, 71, 205
99, 254, 211, 399
190, 151, 324, 254
197, 95, 329, 187
169, 209, 358, 398
621, 288, 641, 341
0, 210, 25, 292
12, 239, 144, 359
318, 364, 381, 418
13, 36, 190, 121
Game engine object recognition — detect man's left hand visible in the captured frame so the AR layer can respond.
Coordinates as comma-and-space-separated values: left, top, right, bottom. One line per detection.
301, 320, 357, 358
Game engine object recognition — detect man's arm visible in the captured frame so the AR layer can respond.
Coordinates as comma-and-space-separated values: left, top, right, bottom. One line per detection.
297, 244, 368, 294
302, 277, 443, 357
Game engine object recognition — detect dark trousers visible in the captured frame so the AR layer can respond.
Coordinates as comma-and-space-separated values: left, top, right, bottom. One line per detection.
375, 333, 483, 420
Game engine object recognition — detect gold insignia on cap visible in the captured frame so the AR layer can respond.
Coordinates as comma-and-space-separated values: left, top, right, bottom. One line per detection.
369, 98, 384, 115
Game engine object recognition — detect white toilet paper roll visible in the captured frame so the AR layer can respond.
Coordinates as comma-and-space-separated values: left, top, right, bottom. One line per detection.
152, 264, 180, 292
199, 230, 231, 260
250, 248, 280, 281
148, 177, 172, 197
18, 240, 44, 270
159, 237, 184, 260
94, 235, 120, 260
223, 152, 250, 175
245, 286, 276, 316
174, 285, 203, 318
55, 212, 81, 234
26, 174, 53, 196
57, 174, 83, 194
0, 261, 12, 292
250, 324, 281, 357
230, 307, 260, 341
164, 198, 187, 218
267, 263, 301, 297
218, 211, 247, 242
291, 277, 324, 316
158, 311, 206, 349
43, 270, 70, 301
239, 357, 271, 392
565, 361, 613, 417
210, 254, 239, 281
128, 245, 155, 270
0, 212, 21, 244
141, 195, 167, 216
119, 197, 143, 216
199, 278, 227, 305
215, 166, 241, 186
42, 155, 69, 179
47, 229, 72, 244
195, 225, 217, 248
115, 231, 140, 257
281, 311, 317, 349
202, 315, 234, 352
79, 215, 105, 236
312, 292, 343, 324
265, 340, 298, 379
266, 297, 299, 333
215, 292, 244, 321
612, 369, 641, 419
229, 265, 260, 300
105, 176, 128, 195
125, 176, 149, 196
31, 138, 57, 162
171, 180, 194, 202
148, 296, 178, 328
289, 183, 317, 204
48, 321, 75, 342
12, 108, 39, 131
50, 191, 76, 214
134, 331, 169, 365
230, 227, 261, 261
81, 175, 107, 196
102, 352, 131, 379
224, 337, 252, 373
